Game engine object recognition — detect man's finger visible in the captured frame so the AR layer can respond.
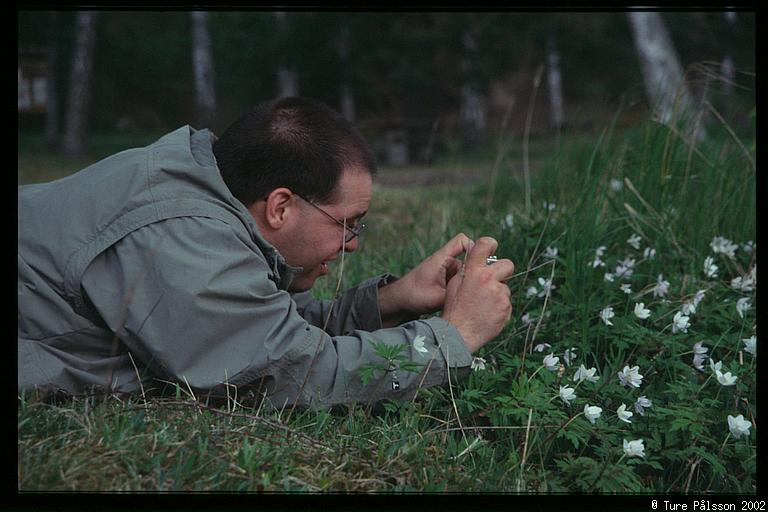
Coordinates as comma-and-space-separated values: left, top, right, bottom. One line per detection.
466, 237, 498, 268
489, 258, 516, 281
439, 232, 474, 260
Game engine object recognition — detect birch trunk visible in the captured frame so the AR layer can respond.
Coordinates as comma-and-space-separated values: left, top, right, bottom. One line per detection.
459, 31, 487, 148
62, 11, 97, 156
546, 34, 565, 132
275, 12, 298, 98
45, 11, 60, 148
191, 11, 217, 128
337, 25, 355, 122
627, 11, 695, 126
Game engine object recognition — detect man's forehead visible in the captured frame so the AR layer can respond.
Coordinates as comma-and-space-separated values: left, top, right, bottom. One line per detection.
327, 168, 373, 210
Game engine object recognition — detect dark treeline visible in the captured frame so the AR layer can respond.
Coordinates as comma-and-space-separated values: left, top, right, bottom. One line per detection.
18, 10, 755, 160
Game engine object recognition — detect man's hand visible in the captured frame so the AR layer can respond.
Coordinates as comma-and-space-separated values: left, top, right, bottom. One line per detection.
378, 233, 470, 327
441, 237, 514, 353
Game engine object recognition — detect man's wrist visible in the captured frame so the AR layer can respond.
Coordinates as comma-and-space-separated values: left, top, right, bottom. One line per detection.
378, 278, 420, 328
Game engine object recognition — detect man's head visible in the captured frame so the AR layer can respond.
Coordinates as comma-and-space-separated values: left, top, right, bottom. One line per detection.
213, 97, 377, 291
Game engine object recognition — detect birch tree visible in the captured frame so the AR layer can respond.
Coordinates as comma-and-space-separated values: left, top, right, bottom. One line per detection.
274, 12, 298, 98
721, 10, 737, 97
546, 33, 564, 132
336, 23, 355, 122
459, 30, 487, 148
62, 11, 97, 156
627, 11, 696, 126
191, 11, 217, 128
45, 11, 61, 148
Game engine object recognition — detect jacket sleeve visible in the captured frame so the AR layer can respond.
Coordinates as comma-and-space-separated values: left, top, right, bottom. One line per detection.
290, 273, 398, 336
80, 216, 473, 409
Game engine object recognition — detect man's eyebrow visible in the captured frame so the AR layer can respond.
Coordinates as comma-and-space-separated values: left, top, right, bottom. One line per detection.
344, 210, 367, 221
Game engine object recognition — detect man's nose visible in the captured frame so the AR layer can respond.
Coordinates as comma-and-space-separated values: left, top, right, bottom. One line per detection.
343, 236, 359, 253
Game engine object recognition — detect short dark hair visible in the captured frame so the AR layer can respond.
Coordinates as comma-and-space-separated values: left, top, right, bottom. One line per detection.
213, 96, 377, 207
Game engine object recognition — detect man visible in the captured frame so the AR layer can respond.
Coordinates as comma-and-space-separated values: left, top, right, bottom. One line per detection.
18, 96, 514, 409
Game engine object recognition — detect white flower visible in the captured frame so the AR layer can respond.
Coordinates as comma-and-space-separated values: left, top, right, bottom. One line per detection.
543, 201, 556, 211
681, 301, 696, 316
617, 403, 634, 423
533, 342, 551, 353
503, 213, 514, 229
609, 178, 623, 191
627, 234, 642, 250
643, 247, 656, 259
634, 396, 652, 416
672, 311, 690, 334
590, 246, 607, 268
521, 313, 534, 326
537, 277, 556, 298
559, 385, 577, 405
604, 272, 615, 282
544, 246, 558, 259
710, 236, 738, 258
716, 370, 738, 386
731, 268, 756, 293
653, 274, 670, 298
614, 257, 636, 280
692, 346, 708, 371
623, 439, 645, 458
584, 404, 603, 424
743, 336, 756, 356
599, 306, 615, 326
633, 302, 651, 320
742, 240, 755, 253
703, 256, 719, 278
471, 357, 486, 371
736, 297, 751, 319
709, 359, 723, 374
617, 365, 643, 388
563, 347, 578, 366
693, 353, 708, 372
727, 414, 752, 439
692, 289, 707, 308
573, 364, 599, 383
526, 286, 538, 298
543, 353, 560, 371
413, 335, 428, 354
620, 283, 632, 294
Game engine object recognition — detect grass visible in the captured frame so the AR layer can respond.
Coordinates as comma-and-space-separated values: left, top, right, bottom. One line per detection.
17, 106, 756, 493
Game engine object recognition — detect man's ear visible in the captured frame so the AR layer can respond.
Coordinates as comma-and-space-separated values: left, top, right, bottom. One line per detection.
260, 187, 296, 229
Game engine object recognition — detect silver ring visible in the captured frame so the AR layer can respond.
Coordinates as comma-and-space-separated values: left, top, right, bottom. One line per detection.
486, 256, 498, 265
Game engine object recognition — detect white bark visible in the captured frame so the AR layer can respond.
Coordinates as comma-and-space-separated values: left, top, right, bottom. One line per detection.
721, 11, 737, 97
546, 35, 565, 131
63, 11, 97, 156
191, 11, 217, 128
275, 12, 298, 98
627, 11, 694, 125
459, 31, 487, 146
337, 25, 354, 121
45, 11, 61, 147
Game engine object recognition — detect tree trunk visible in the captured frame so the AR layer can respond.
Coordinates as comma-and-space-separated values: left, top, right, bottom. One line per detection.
336, 24, 355, 122
459, 31, 487, 148
45, 11, 61, 148
627, 12, 695, 126
274, 12, 298, 98
62, 11, 97, 156
191, 11, 217, 128
546, 34, 565, 132
721, 11, 737, 97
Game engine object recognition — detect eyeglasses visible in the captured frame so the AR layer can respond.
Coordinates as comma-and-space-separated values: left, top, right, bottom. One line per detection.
296, 194, 365, 243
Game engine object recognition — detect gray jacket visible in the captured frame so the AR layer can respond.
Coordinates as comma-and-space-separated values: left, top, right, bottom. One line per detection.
18, 126, 472, 408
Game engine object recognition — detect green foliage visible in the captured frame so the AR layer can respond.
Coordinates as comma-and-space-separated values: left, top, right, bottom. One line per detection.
18, 115, 755, 493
